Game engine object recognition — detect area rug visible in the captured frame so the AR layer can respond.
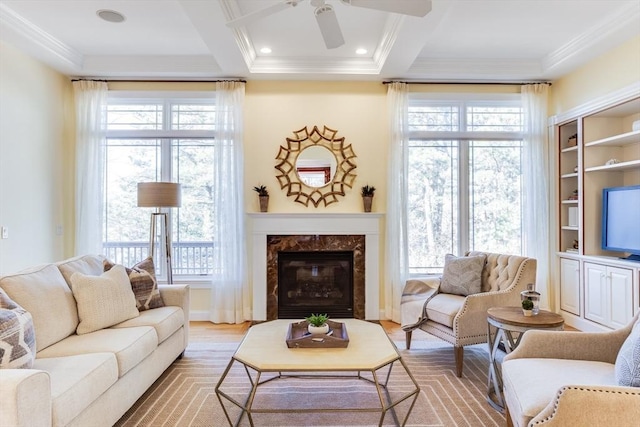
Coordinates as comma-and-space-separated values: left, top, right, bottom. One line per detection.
115, 336, 505, 427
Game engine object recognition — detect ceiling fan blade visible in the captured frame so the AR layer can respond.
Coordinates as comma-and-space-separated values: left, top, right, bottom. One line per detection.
341, 0, 432, 17
315, 4, 345, 49
226, 1, 298, 28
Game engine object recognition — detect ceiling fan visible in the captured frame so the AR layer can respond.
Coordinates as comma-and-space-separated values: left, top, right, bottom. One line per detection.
226, 0, 432, 49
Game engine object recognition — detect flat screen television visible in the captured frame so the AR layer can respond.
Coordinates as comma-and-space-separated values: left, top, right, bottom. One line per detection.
601, 185, 640, 261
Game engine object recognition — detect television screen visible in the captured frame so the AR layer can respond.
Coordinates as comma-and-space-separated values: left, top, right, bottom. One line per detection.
602, 185, 640, 260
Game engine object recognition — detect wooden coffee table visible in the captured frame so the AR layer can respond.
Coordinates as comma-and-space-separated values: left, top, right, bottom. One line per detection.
215, 319, 420, 427
486, 307, 564, 412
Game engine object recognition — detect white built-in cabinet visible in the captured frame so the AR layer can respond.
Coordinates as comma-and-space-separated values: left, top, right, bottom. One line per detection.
559, 257, 580, 316
553, 86, 640, 332
584, 262, 634, 329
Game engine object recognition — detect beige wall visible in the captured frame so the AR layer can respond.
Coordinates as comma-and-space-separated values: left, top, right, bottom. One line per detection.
0, 42, 73, 274
549, 35, 640, 115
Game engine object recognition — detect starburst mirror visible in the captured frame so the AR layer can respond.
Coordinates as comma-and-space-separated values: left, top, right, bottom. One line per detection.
275, 126, 357, 207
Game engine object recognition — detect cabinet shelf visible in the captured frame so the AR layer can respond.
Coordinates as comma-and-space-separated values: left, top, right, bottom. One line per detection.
584, 130, 640, 147
561, 145, 579, 153
584, 159, 640, 173
562, 199, 579, 204
561, 226, 579, 231
561, 172, 579, 179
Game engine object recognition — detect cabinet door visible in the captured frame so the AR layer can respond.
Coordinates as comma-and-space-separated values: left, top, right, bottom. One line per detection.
608, 266, 633, 329
584, 263, 607, 325
559, 258, 580, 315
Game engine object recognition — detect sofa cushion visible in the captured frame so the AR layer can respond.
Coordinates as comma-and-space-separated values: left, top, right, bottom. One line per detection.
0, 263, 78, 351
426, 293, 465, 328
440, 253, 486, 296
103, 257, 165, 312
57, 254, 105, 287
37, 326, 158, 377
502, 358, 617, 427
615, 316, 640, 387
33, 353, 118, 427
70, 265, 140, 335
112, 306, 183, 344
0, 289, 36, 368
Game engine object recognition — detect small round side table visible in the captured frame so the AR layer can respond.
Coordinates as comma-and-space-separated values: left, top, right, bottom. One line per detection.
486, 306, 564, 413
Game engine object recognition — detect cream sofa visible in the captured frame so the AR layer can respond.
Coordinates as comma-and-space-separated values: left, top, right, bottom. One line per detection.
502, 312, 640, 427
0, 255, 190, 427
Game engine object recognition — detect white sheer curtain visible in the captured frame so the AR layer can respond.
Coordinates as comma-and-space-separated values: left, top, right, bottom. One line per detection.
385, 82, 410, 322
521, 84, 552, 309
73, 80, 107, 255
209, 81, 250, 324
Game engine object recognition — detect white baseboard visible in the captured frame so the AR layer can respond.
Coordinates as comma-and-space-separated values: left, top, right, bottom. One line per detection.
189, 310, 210, 322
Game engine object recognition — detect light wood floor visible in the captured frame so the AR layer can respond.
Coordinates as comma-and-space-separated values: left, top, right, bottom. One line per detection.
188, 319, 577, 344
188, 320, 406, 342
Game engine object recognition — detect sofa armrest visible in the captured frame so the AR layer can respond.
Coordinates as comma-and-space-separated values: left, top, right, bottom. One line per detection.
158, 284, 190, 351
529, 385, 640, 426
503, 327, 631, 364
0, 369, 52, 427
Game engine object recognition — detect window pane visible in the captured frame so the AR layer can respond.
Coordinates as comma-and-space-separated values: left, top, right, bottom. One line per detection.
469, 140, 522, 254
171, 104, 215, 131
408, 140, 458, 274
466, 106, 522, 132
103, 139, 161, 265
107, 104, 163, 130
408, 105, 459, 132
172, 139, 215, 275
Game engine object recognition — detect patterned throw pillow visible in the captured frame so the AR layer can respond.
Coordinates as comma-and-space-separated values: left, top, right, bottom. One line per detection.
103, 257, 164, 311
439, 253, 487, 296
70, 265, 139, 335
0, 289, 36, 369
615, 317, 640, 387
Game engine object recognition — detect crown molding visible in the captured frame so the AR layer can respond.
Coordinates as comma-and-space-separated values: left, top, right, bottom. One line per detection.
542, 2, 640, 73
0, 2, 83, 69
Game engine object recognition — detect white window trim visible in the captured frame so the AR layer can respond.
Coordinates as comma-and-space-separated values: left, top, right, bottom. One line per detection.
407, 93, 524, 274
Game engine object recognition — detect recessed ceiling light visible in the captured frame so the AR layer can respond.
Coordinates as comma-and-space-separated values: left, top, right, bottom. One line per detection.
97, 9, 126, 23
260, 47, 272, 54
356, 48, 368, 55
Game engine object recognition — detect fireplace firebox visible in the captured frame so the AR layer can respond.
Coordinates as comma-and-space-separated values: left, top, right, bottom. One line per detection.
277, 251, 354, 318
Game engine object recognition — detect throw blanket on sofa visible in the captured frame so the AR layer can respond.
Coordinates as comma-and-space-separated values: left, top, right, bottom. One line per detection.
400, 277, 441, 331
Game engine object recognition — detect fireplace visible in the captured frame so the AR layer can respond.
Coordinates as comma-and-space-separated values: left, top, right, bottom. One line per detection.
277, 251, 354, 318
249, 213, 382, 321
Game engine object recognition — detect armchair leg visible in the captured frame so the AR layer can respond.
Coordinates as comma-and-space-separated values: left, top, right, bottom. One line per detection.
405, 330, 413, 350
454, 346, 463, 377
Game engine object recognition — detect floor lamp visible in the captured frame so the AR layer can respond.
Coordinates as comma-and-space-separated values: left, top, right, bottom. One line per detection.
137, 182, 182, 284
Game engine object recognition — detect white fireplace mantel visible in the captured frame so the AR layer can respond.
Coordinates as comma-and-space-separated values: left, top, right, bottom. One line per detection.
248, 213, 384, 320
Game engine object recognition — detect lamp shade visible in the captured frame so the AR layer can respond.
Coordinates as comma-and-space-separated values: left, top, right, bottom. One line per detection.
137, 182, 182, 208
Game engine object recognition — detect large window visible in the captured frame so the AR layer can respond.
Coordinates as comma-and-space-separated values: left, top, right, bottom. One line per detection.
407, 97, 524, 274
103, 94, 216, 279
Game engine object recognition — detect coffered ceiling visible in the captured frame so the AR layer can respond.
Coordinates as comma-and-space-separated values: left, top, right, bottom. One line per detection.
1, 0, 638, 82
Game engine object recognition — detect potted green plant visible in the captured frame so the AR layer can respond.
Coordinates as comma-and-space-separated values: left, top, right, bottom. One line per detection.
305, 313, 330, 335
253, 185, 269, 212
522, 298, 534, 316
361, 185, 376, 212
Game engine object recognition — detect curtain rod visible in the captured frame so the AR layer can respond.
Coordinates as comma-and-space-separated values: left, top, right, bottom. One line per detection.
382, 81, 551, 86
71, 79, 247, 83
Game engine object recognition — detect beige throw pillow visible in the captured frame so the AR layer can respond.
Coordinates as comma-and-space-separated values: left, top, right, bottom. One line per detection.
439, 253, 487, 296
70, 265, 139, 335
103, 257, 164, 312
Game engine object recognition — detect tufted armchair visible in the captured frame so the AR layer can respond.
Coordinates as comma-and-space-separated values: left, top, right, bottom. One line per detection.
401, 251, 537, 377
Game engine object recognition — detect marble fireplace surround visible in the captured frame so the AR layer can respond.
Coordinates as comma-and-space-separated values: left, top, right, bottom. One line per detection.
248, 213, 383, 321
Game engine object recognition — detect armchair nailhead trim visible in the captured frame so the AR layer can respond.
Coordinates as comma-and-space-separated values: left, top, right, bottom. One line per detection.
532, 386, 640, 426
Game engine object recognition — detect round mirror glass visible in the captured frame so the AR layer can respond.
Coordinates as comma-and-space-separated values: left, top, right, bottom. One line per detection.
295, 145, 337, 188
